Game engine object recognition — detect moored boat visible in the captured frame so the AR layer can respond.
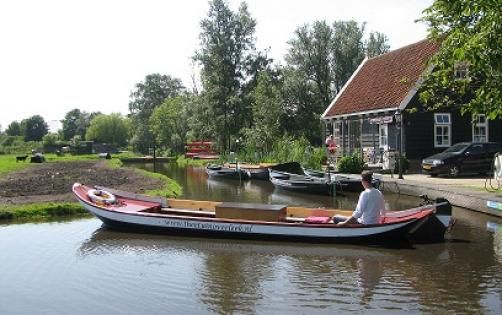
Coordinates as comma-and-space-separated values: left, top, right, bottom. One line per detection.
224, 162, 276, 180
270, 162, 382, 193
72, 183, 453, 244
206, 164, 251, 180
269, 169, 333, 195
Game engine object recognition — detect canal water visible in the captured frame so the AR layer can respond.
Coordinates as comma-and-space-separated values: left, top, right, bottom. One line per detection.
1, 163, 501, 314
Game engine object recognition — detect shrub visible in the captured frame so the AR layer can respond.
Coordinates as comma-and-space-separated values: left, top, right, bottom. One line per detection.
394, 154, 410, 174
337, 152, 364, 174
238, 135, 327, 170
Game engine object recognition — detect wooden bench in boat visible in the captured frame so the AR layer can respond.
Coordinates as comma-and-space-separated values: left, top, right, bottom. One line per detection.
140, 197, 353, 223
215, 202, 286, 222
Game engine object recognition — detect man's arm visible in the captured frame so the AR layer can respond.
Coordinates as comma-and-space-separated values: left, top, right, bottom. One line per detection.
336, 192, 368, 226
336, 215, 358, 226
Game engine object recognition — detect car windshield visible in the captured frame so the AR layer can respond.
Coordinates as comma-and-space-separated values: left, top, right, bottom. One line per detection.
444, 143, 469, 153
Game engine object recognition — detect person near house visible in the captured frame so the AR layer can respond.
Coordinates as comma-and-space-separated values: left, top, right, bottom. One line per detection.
334, 171, 386, 226
325, 134, 337, 154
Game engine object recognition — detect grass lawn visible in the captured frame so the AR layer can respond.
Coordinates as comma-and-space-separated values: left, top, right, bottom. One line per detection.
0, 154, 34, 177
0, 202, 89, 220
0, 152, 181, 221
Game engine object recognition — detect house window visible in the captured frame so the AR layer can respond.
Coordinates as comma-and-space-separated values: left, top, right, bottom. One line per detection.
333, 121, 341, 141
472, 114, 488, 142
454, 61, 469, 80
379, 124, 388, 149
434, 113, 451, 147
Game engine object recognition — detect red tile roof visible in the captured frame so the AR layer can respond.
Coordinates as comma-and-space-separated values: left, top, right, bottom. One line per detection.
322, 39, 441, 118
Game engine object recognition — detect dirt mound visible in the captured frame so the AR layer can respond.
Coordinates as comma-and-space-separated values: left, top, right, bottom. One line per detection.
0, 160, 164, 206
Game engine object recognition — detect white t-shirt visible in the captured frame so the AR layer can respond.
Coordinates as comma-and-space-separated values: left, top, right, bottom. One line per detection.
352, 187, 386, 224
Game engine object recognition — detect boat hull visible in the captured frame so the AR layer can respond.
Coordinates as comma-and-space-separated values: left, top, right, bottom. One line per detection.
77, 199, 419, 244
270, 176, 333, 195
269, 169, 380, 194
206, 166, 251, 180
73, 183, 451, 244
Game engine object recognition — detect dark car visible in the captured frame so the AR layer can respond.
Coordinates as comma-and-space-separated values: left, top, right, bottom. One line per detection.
421, 142, 502, 177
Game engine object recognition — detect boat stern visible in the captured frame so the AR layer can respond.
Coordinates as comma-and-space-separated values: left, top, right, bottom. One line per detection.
408, 198, 454, 243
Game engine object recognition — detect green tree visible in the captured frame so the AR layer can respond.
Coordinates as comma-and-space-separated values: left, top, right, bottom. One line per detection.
243, 72, 282, 154
5, 121, 22, 136
332, 20, 366, 94
366, 31, 390, 57
284, 21, 334, 144
286, 21, 334, 106
283, 20, 369, 144
42, 133, 60, 146
21, 115, 48, 141
195, 0, 257, 152
419, 0, 502, 118
149, 96, 189, 154
283, 20, 388, 144
85, 113, 130, 147
61, 108, 97, 141
128, 73, 185, 153
184, 95, 216, 141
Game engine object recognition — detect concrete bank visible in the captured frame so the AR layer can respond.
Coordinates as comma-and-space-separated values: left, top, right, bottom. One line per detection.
379, 174, 502, 217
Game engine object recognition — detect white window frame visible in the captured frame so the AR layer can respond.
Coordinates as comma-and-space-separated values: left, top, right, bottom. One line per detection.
434, 113, 451, 148
333, 120, 341, 142
472, 114, 488, 143
379, 124, 388, 149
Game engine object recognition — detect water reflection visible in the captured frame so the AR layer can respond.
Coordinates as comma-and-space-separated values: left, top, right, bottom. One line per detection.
78, 226, 498, 313
131, 162, 425, 211
113, 163, 502, 313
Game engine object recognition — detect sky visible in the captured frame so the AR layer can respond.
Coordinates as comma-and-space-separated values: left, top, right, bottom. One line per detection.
0, 0, 433, 132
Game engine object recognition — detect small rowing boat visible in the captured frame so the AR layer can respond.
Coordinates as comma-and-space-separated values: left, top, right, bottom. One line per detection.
224, 162, 276, 180
269, 162, 382, 193
206, 164, 251, 180
72, 183, 453, 244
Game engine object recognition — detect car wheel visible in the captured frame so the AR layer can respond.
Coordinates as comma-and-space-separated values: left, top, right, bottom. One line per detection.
449, 165, 460, 177
430, 173, 438, 177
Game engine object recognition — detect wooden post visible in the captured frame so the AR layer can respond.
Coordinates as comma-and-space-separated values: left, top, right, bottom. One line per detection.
153, 145, 157, 173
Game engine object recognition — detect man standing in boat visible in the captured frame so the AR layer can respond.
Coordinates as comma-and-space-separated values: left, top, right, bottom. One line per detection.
334, 171, 386, 226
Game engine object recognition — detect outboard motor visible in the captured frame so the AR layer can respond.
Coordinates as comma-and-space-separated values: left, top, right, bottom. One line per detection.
434, 197, 452, 216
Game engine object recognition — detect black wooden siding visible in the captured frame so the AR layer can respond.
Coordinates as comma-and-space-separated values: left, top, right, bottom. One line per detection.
405, 110, 502, 160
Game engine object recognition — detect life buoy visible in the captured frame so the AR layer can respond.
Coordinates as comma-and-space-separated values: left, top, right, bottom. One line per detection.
87, 189, 117, 205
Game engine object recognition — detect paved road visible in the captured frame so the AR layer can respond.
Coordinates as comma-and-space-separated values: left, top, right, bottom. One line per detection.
379, 172, 502, 217
382, 173, 499, 190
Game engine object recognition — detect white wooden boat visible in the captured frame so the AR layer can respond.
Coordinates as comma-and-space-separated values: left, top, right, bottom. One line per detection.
72, 183, 453, 244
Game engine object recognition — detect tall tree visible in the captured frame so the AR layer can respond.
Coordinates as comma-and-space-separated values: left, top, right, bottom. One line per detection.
128, 73, 184, 153
5, 121, 21, 136
366, 31, 390, 57
286, 21, 334, 106
61, 108, 97, 141
243, 72, 282, 153
195, 0, 256, 152
184, 95, 216, 141
332, 20, 366, 94
85, 113, 130, 147
283, 20, 370, 144
241, 50, 278, 129
149, 96, 189, 154
419, 0, 501, 118
21, 115, 48, 141
283, 21, 334, 143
